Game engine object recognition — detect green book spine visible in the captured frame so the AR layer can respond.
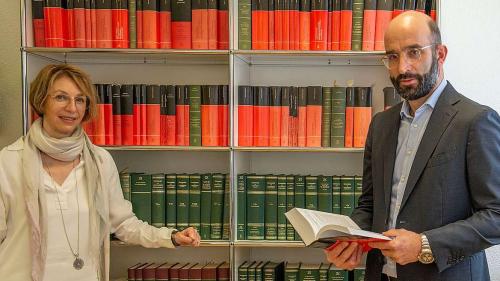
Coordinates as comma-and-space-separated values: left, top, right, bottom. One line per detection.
119, 172, 131, 201
285, 263, 300, 281
238, 0, 252, 49
330, 87, 346, 148
210, 173, 225, 239
265, 175, 278, 240
286, 175, 295, 240
317, 175, 333, 213
299, 264, 320, 281
128, 0, 136, 48
354, 176, 363, 208
248, 262, 259, 281
277, 175, 288, 240
166, 174, 177, 228
176, 174, 190, 231
340, 176, 355, 216
200, 174, 212, 240
152, 173, 166, 227
332, 176, 341, 214
327, 268, 349, 281
237, 174, 247, 240
222, 174, 230, 240
305, 176, 318, 210
263, 262, 283, 281
238, 262, 250, 281
256, 261, 268, 281
319, 264, 330, 281
131, 173, 152, 224
353, 269, 365, 281
247, 175, 266, 240
189, 174, 201, 232
294, 175, 306, 240
351, 0, 364, 51
321, 87, 332, 147
189, 85, 202, 146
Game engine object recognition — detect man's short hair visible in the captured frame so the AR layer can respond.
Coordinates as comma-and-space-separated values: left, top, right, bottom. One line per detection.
428, 19, 442, 45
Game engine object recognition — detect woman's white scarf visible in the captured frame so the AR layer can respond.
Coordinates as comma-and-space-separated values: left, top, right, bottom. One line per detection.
22, 119, 109, 281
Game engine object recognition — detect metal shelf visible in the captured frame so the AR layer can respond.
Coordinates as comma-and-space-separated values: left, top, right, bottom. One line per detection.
233, 147, 364, 153
103, 146, 231, 152
111, 239, 230, 247
234, 240, 306, 248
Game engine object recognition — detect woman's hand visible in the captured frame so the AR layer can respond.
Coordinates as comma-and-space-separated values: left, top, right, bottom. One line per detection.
173, 227, 201, 247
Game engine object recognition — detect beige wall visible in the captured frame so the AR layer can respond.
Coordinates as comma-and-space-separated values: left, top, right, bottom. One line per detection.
0, 1, 22, 148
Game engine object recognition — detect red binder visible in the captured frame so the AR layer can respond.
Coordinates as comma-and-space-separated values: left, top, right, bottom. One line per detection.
159, 0, 172, 48
217, 0, 229, 49
202, 85, 220, 146
238, 86, 254, 146
269, 87, 282, 146
112, 0, 129, 48
192, 0, 209, 49
253, 87, 270, 146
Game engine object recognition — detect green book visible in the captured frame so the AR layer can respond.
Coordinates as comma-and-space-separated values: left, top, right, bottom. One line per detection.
317, 175, 333, 213
256, 261, 268, 281
128, 0, 136, 48
294, 175, 306, 240
321, 87, 332, 147
222, 174, 230, 240
238, 0, 252, 49
277, 175, 288, 240
265, 175, 278, 240
248, 261, 260, 281
340, 175, 355, 216
119, 171, 131, 201
238, 261, 253, 281
354, 176, 363, 208
319, 263, 330, 281
353, 269, 365, 281
263, 262, 284, 281
286, 175, 295, 240
330, 87, 346, 148
210, 173, 225, 239
327, 267, 348, 281
237, 174, 247, 240
305, 176, 318, 210
189, 174, 202, 232
189, 85, 202, 146
351, 0, 365, 51
285, 262, 300, 281
200, 174, 213, 240
131, 173, 152, 224
176, 174, 190, 231
152, 173, 166, 227
299, 264, 320, 281
166, 174, 177, 228
332, 176, 342, 214
247, 175, 266, 240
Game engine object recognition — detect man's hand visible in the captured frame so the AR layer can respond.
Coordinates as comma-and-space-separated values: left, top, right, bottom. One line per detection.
173, 227, 201, 247
368, 229, 421, 265
324, 242, 363, 270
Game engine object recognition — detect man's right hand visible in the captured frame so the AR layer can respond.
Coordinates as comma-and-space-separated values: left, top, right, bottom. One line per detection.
324, 242, 363, 270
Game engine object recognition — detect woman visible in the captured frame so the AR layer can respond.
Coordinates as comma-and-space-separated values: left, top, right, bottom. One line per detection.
0, 64, 201, 281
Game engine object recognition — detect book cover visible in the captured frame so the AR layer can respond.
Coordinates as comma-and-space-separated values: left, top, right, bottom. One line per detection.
172, 0, 192, 49
285, 262, 300, 281
74, 0, 86, 47
189, 174, 202, 231
179, 263, 194, 281
121, 85, 134, 145
189, 264, 204, 280
96, 0, 113, 48
265, 175, 279, 240
217, 262, 230, 281
104, 84, 114, 145
112, 85, 122, 145
253, 86, 270, 146
330, 0, 341, 50
237, 174, 247, 240
156, 263, 178, 281
305, 175, 318, 210
201, 85, 219, 146
222, 174, 230, 240
32, 0, 46, 47
238, 86, 254, 146
340, 175, 354, 215
286, 175, 295, 240
136, 0, 143, 47
146, 85, 161, 145
207, 0, 218, 49
319, 263, 330, 281
353, 87, 372, 148
276, 175, 287, 240
332, 175, 341, 214
282, 0, 290, 49
321, 87, 332, 147
293, 176, 306, 240
142, 0, 159, 48
140, 84, 148, 145
189, 85, 202, 146
269, 87, 282, 146
201, 262, 218, 281
306, 86, 322, 147
176, 174, 190, 231
166, 174, 177, 228
159, 0, 173, 48
330, 86, 345, 147
299, 0, 311, 50
264, 262, 285, 281
175, 85, 189, 146
280, 87, 290, 146
328, 267, 349, 281
170, 263, 188, 281
317, 175, 333, 213
297, 87, 307, 147
339, 0, 353, 50
238, 0, 252, 49
128, 263, 145, 281
91, 0, 97, 47
274, 0, 283, 49
192, 0, 209, 49
361, 0, 376, 50
310, 0, 328, 50
291, 0, 300, 49
112, 0, 129, 48
129, 0, 137, 48
66, 0, 76, 48
44, 0, 64, 47
152, 173, 166, 227
210, 173, 225, 239
268, 0, 275, 49
353, 269, 365, 281
217, 0, 229, 49
218, 85, 229, 146
246, 175, 266, 239
85, 0, 92, 47
374, 0, 393, 50
350, 0, 364, 51
238, 262, 252, 281
299, 264, 320, 281
252, 0, 270, 49
200, 174, 213, 239
344, 87, 354, 148
136, 263, 153, 281
131, 173, 152, 224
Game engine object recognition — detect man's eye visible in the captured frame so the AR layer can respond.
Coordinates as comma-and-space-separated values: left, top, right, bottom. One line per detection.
407, 49, 421, 58
387, 54, 399, 61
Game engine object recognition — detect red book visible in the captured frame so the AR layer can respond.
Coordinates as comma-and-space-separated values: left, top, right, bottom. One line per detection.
74, 0, 86, 47
297, 87, 307, 147
353, 87, 372, 147
133, 84, 143, 145
327, 0, 332, 50
219, 85, 229, 147
103, 84, 114, 145
135, 263, 153, 281
289, 87, 299, 146
268, 0, 275, 50
253, 87, 270, 146
179, 264, 193, 281
344, 87, 354, 147
252, 0, 270, 49
310, 0, 328, 50
291, 0, 300, 50
280, 87, 290, 146
299, 0, 310, 50
140, 84, 148, 145
208, 0, 218, 49
192, 0, 209, 49
274, 0, 283, 49
430, 0, 436, 21
66, 0, 76, 47
85, 0, 92, 47
361, 0, 376, 51
172, 0, 192, 49
404, 0, 415, 10
189, 264, 204, 280
339, 0, 352, 50
169, 263, 186, 281
92, 84, 106, 145
95, 0, 112, 48
175, 86, 189, 145
216, 262, 230, 281
121, 85, 134, 145
202, 85, 220, 146
306, 86, 322, 147
269, 87, 281, 146
238, 86, 254, 146
32, 0, 46, 47
217, 0, 229, 49
112, 85, 122, 145
155, 263, 177, 280
415, 0, 426, 13
201, 263, 218, 281
146, 85, 161, 145
331, 0, 341, 50
142, 264, 158, 281
44, 0, 64, 47
392, 0, 405, 18
159, 0, 172, 48
166, 85, 177, 145
374, 0, 393, 50
282, 0, 290, 49
160, 85, 168, 145
143, 0, 159, 48
83, 120, 95, 142
127, 263, 145, 281
136, 0, 143, 48
112, 0, 129, 48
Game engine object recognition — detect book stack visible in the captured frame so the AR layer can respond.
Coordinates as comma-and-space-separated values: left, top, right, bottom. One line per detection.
128, 261, 229, 281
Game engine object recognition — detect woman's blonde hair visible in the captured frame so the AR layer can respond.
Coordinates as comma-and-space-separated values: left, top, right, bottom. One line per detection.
29, 64, 98, 122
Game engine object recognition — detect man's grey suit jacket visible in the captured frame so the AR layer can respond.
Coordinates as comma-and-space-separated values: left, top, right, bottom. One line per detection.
351, 82, 500, 281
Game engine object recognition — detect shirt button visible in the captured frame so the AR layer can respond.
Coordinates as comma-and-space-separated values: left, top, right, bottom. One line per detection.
401, 176, 406, 182
413, 124, 418, 128
407, 150, 412, 154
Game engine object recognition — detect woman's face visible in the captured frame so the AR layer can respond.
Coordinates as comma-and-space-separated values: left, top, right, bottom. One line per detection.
42, 75, 87, 138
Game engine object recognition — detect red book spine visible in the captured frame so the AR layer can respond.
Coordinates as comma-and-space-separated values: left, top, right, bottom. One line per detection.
344, 87, 354, 148
208, 0, 218, 49
121, 85, 134, 145
353, 87, 372, 148
297, 87, 307, 147
192, 0, 209, 49
282, 0, 289, 49
299, 0, 310, 50
176, 86, 187, 145
140, 85, 148, 145
62, 1, 68, 47
339, 0, 352, 50
305, 86, 322, 147
172, 0, 192, 49
85, 0, 92, 47
430, 0, 436, 21
74, 0, 86, 47
217, 0, 229, 49
238, 86, 254, 146
310, 0, 328, 50
159, 0, 172, 48
104, 84, 114, 145
292, 0, 300, 49
91, 0, 97, 47
374, 0, 393, 50
252, 0, 270, 49
137, 0, 143, 48
32, 0, 46, 47
280, 87, 290, 146
146, 85, 161, 145
66, 0, 76, 47
269, 87, 281, 146
201, 85, 220, 146
289, 87, 299, 146
415, 0, 426, 13
143, 0, 159, 48
112, 0, 129, 48
166, 85, 177, 145
133, 85, 142, 145
219, 85, 229, 147
44, 0, 64, 47
268, 0, 275, 50
331, 0, 341, 50
253, 87, 270, 146
392, 0, 404, 18
327, 0, 332, 50
83, 120, 95, 142
93, 84, 105, 145
160, 86, 168, 145
361, 0, 376, 51
274, 0, 283, 49
112, 85, 122, 145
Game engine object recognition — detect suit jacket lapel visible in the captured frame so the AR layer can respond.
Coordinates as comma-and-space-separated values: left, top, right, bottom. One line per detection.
383, 104, 402, 217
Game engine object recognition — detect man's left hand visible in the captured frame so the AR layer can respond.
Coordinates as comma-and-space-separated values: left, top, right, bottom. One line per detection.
368, 229, 421, 265
173, 227, 201, 247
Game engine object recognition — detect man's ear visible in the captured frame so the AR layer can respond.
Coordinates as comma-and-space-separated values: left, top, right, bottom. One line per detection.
436, 44, 448, 65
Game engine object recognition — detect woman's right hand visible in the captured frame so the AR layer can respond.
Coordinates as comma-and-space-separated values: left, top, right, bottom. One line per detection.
324, 242, 363, 270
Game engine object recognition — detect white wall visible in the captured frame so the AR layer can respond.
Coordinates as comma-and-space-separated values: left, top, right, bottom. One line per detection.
440, 0, 500, 279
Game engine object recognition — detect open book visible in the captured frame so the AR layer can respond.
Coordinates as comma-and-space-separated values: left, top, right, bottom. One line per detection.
285, 208, 391, 250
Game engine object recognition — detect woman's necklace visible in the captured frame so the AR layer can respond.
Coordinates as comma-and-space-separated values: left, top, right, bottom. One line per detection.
44, 157, 84, 270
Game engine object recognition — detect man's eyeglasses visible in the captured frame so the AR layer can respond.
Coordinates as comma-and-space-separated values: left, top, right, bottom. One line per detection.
49, 93, 88, 109
381, 44, 435, 69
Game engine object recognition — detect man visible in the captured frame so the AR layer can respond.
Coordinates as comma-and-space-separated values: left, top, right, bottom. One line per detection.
325, 11, 500, 281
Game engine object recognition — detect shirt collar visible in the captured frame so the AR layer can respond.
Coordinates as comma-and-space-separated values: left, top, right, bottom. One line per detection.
400, 78, 447, 119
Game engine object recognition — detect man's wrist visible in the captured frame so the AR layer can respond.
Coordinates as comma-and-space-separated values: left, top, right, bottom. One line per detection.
418, 234, 434, 264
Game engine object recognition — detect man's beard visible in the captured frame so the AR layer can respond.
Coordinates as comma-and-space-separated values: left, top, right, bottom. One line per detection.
390, 55, 439, 101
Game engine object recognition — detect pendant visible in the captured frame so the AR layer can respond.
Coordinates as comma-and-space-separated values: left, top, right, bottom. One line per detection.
73, 257, 84, 270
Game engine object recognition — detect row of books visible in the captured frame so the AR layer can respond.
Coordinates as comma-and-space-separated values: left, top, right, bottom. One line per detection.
239, 0, 437, 51
128, 261, 229, 281
237, 174, 362, 240
120, 172, 230, 240
83, 84, 229, 147
237, 86, 372, 148
31, 0, 229, 49
238, 261, 365, 281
